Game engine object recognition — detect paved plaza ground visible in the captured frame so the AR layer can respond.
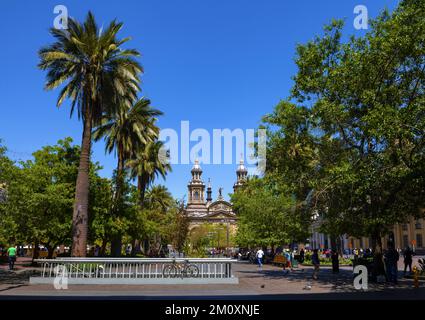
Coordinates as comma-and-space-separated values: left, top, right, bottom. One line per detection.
0, 257, 424, 299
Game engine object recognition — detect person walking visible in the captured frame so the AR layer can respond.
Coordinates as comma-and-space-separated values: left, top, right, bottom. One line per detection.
125, 245, 131, 256
94, 245, 100, 257
281, 249, 291, 273
285, 250, 293, 271
256, 248, 264, 270
299, 248, 305, 264
384, 243, 399, 284
403, 246, 413, 275
7, 245, 17, 271
353, 248, 359, 262
312, 249, 320, 280
363, 248, 372, 258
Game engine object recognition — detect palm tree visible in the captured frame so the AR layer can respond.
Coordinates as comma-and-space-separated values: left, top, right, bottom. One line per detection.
93, 98, 162, 256
126, 140, 172, 206
127, 141, 171, 256
144, 185, 174, 255
145, 185, 174, 211
93, 97, 162, 208
38, 12, 142, 256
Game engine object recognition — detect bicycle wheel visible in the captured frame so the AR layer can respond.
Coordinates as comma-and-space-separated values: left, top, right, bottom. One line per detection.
163, 264, 178, 278
185, 264, 199, 278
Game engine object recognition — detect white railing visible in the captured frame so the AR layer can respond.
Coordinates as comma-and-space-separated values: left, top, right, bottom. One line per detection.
30, 258, 238, 285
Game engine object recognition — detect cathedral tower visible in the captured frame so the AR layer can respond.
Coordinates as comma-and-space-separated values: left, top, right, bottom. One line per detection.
233, 159, 248, 192
206, 178, 212, 203
187, 159, 205, 204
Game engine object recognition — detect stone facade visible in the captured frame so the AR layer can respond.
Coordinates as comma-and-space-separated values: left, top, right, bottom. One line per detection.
185, 159, 247, 232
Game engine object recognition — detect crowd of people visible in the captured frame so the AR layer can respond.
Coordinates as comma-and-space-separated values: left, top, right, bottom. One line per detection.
2, 241, 418, 284
246, 244, 417, 283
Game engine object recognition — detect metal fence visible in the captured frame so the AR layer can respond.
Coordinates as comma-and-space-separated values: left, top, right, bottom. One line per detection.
30, 258, 239, 285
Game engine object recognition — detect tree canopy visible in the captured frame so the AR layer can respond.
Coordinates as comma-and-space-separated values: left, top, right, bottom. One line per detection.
262, 0, 425, 252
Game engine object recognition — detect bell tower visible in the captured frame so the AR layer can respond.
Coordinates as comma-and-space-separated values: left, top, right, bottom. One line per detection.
233, 158, 248, 192
206, 178, 212, 203
187, 159, 205, 204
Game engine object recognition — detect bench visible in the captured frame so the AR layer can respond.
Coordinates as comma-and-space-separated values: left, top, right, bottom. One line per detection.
272, 255, 287, 266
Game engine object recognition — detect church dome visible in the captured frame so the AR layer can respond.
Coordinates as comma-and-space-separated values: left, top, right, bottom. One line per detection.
191, 159, 202, 173
236, 159, 247, 173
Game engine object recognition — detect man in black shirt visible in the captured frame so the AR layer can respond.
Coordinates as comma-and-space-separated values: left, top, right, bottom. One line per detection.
403, 246, 413, 275
384, 244, 399, 284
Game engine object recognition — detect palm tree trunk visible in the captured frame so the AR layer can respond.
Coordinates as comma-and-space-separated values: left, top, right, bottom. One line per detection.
138, 175, 147, 207
71, 108, 92, 257
114, 145, 125, 208
110, 146, 126, 257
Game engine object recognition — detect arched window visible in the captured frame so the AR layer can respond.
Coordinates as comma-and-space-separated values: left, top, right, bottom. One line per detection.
194, 191, 199, 200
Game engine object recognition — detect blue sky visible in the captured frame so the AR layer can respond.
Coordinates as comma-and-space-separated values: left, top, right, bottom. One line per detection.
0, 0, 398, 201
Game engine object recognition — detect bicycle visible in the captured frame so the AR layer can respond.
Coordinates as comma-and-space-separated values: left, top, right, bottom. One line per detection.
162, 259, 199, 278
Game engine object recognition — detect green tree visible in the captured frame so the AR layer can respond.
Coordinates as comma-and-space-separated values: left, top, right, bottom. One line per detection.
263, 0, 425, 277
127, 140, 172, 206
168, 201, 190, 253
93, 98, 162, 210
0, 141, 19, 246
188, 224, 212, 255
1, 139, 79, 260
231, 177, 308, 251
88, 175, 114, 256
143, 185, 175, 255
38, 12, 142, 256
93, 98, 162, 256
0, 138, 122, 259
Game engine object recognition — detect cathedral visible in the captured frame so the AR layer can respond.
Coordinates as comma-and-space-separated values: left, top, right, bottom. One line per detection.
185, 159, 247, 231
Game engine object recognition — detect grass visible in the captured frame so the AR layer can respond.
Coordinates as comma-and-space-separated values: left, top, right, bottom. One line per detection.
301, 257, 353, 266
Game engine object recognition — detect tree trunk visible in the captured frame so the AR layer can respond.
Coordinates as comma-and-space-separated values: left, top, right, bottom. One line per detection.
143, 238, 150, 256
138, 175, 148, 207
338, 236, 344, 256
330, 235, 340, 273
109, 146, 125, 258
47, 245, 55, 259
31, 242, 40, 266
130, 238, 137, 256
71, 108, 93, 257
110, 235, 122, 257
114, 145, 125, 210
371, 229, 385, 282
100, 239, 108, 256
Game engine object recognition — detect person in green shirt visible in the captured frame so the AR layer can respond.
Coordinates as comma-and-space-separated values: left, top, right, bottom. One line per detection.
7, 245, 17, 270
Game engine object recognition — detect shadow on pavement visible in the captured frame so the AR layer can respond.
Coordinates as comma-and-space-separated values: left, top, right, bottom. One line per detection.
237, 264, 418, 294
